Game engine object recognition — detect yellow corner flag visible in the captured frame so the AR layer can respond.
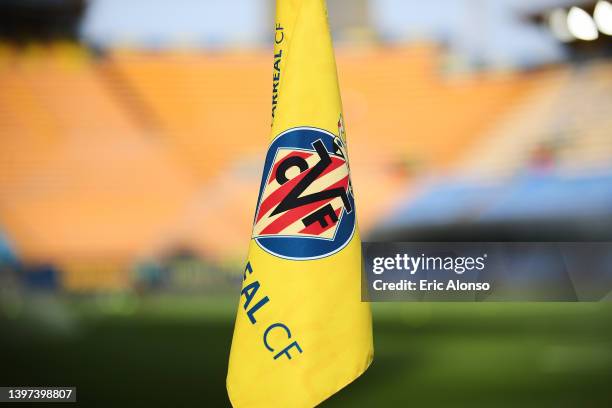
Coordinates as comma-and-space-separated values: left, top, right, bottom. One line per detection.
226, 0, 373, 407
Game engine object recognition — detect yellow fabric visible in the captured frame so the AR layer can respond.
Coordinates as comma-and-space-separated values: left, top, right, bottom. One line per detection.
226, 1, 373, 407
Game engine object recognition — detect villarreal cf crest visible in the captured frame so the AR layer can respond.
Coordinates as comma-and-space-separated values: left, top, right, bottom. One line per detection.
253, 122, 356, 260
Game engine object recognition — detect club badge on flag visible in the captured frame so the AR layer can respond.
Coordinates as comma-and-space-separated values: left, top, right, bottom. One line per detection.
252, 123, 355, 260
227, 1, 373, 407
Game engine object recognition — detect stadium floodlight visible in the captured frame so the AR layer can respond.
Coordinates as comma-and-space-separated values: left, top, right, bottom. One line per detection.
567, 6, 599, 40
594, 0, 612, 35
549, 8, 574, 42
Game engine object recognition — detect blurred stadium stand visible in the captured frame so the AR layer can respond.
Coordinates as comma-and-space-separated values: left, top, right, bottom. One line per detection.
458, 63, 612, 178
0, 0, 610, 292
372, 172, 612, 241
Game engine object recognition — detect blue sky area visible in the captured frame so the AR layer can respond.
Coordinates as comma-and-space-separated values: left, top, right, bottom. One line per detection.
81, 0, 576, 65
